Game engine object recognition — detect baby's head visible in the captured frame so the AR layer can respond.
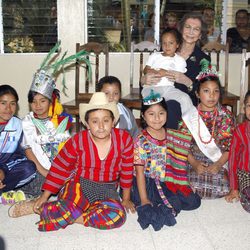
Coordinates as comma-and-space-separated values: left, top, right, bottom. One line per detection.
161, 28, 182, 57
244, 90, 250, 121
97, 76, 122, 104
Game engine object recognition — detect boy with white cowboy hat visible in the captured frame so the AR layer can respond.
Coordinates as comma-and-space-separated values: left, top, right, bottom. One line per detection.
9, 92, 136, 232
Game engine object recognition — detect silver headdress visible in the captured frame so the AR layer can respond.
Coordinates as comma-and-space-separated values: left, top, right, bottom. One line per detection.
30, 41, 91, 99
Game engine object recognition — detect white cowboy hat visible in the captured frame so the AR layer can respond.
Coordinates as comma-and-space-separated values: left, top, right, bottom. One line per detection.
79, 92, 119, 126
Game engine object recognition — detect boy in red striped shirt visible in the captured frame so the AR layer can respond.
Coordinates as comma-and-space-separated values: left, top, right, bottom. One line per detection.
9, 92, 136, 230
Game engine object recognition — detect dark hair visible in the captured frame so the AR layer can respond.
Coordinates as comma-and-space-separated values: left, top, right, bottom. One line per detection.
85, 109, 115, 124
141, 98, 168, 129
244, 90, 250, 104
97, 76, 122, 93
178, 12, 208, 46
196, 75, 222, 100
161, 28, 182, 45
236, 9, 249, 18
202, 7, 215, 15
27, 89, 60, 103
0, 84, 19, 102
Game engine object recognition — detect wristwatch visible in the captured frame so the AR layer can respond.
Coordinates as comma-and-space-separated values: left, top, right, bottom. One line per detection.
188, 83, 193, 92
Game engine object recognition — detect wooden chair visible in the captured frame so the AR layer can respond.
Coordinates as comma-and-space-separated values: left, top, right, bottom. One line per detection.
238, 49, 250, 122
63, 42, 109, 132
202, 41, 239, 116
120, 42, 159, 111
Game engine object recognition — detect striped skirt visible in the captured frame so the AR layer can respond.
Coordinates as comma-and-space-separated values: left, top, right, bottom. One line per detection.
38, 178, 126, 231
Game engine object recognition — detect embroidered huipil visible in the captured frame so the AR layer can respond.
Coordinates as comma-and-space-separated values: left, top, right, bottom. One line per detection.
42, 128, 134, 194
228, 120, 250, 190
179, 105, 235, 154
134, 129, 192, 195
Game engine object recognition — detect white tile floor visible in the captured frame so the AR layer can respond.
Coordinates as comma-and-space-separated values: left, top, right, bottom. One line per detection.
0, 198, 250, 250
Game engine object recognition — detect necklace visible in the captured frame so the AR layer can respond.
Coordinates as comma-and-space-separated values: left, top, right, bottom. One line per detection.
198, 105, 218, 144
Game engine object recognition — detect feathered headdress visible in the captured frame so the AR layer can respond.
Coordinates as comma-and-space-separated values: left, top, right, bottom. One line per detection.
143, 89, 163, 105
196, 58, 219, 81
30, 40, 91, 99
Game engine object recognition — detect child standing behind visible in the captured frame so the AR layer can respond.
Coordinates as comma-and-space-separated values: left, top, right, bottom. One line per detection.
142, 28, 193, 116
0, 85, 36, 201
97, 76, 139, 138
225, 90, 250, 213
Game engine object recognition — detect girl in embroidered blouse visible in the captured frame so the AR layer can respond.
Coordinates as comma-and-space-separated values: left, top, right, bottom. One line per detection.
20, 82, 71, 198
225, 90, 250, 213
9, 92, 135, 231
131, 90, 200, 231
179, 63, 235, 199
0, 85, 36, 197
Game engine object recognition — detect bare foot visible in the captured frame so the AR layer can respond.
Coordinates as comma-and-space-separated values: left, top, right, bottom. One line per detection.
8, 200, 36, 218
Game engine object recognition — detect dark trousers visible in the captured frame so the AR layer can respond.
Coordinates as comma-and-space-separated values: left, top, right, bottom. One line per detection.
0, 158, 36, 194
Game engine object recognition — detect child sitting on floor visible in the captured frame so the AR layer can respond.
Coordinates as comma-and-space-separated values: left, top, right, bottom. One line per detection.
9, 92, 136, 232
225, 90, 250, 213
131, 90, 200, 231
179, 60, 235, 199
0, 85, 36, 203
97, 75, 139, 138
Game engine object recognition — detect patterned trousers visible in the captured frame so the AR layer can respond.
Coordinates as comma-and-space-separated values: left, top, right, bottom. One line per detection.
38, 179, 126, 231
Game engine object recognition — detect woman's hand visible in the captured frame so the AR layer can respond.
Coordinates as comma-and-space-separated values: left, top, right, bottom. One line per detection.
122, 199, 136, 214
167, 70, 193, 86
225, 189, 240, 203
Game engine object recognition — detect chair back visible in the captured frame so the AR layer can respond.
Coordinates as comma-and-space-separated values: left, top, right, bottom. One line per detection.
202, 41, 229, 91
75, 42, 109, 106
130, 42, 159, 94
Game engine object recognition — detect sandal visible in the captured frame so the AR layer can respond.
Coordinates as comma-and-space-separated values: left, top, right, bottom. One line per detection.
8, 200, 36, 218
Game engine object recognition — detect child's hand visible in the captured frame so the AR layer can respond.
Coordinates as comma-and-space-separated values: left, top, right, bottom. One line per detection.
33, 192, 50, 214
0, 180, 6, 190
192, 161, 207, 175
225, 190, 240, 203
121, 199, 136, 214
207, 163, 221, 174
157, 68, 168, 77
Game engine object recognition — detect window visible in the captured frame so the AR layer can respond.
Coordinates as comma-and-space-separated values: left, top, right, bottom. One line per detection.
2, 0, 57, 53
87, 0, 218, 52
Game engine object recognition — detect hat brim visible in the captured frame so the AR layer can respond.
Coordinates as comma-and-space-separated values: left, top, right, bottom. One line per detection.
79, 102, 120, 127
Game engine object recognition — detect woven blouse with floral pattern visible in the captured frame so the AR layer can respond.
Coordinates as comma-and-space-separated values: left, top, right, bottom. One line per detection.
179, 105, 236, 153
134, 129, 167, 181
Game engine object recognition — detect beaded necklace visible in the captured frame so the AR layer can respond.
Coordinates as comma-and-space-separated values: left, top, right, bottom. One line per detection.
198, 105, 218, 144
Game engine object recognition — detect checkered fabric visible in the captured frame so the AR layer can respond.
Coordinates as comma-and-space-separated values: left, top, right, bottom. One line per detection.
238, 169, 250, 213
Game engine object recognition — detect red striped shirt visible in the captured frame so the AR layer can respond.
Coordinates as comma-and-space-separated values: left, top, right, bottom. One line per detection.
228, 121, 250, 190
42, 128, 134, 194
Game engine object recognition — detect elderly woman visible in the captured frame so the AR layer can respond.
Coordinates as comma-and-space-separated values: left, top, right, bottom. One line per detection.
142, 12, 210, 107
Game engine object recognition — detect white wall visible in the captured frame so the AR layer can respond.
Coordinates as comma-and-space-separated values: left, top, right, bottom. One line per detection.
0, 52, 246, 118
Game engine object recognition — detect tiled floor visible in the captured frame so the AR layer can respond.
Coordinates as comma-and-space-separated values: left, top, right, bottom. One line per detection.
0, 198, 249, 250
